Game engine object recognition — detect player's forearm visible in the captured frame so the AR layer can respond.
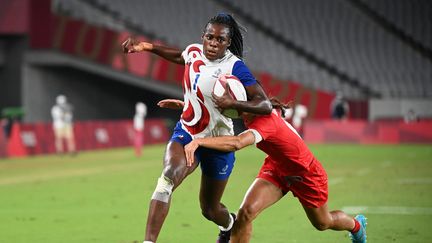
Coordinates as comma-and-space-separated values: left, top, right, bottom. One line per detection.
196, 136, 243, 152
235, 83, 272, 115
233, 98, 272, 115
149, 44, 184, 65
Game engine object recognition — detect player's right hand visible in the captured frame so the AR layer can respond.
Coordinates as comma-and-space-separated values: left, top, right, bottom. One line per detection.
212, 83, 235, 111
184, 141, 199, 167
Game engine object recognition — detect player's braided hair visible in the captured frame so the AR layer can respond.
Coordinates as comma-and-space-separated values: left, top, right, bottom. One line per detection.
269, 97, 293, 118
206, 13, 245, 59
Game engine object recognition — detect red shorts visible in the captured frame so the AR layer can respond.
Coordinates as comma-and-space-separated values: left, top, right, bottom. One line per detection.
257, 158, 328, 208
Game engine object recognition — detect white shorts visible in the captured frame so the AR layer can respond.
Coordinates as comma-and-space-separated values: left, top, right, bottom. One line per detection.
54, 124, 74, 139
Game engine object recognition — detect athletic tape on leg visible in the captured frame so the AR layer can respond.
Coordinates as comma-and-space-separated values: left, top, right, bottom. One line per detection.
151, 174, 174, 203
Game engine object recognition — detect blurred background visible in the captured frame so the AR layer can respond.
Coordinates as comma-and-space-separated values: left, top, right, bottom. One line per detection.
0, 0, 431, 157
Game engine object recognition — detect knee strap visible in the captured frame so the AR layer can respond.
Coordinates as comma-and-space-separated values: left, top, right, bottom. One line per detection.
151, 174, 174, 203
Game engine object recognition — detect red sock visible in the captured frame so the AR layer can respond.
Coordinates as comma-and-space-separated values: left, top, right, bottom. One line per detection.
351, 219, 360, 233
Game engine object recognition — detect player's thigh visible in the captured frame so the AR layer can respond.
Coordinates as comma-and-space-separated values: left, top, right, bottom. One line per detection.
198, 148, 235, 206
65, 130, 73, 141
54, 127, 64, 138
163, 140, 198, 187
199, 174, 229, 207
240, 178, 284, 217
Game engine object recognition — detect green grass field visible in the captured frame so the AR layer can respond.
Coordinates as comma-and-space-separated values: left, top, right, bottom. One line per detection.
1, 144, 431, 243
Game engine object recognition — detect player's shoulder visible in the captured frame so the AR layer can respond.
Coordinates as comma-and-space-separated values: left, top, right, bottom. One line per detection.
262, 110, 286, 128
249, 112, 276, 128
224, 51, 241, 65
271, 110, 288, 124
184, 43, 203, 54
232, 59, 251, 73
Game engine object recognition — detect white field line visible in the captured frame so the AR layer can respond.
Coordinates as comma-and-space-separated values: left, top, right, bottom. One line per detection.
397, 178, 432, 184
0, 162, 148, 186
330, 160, 393, 186
342, 206, 432, 215
355, 168, 371, 176
328, 177, 345, 185
380, 161, 392, 168
329, 167, 372, 186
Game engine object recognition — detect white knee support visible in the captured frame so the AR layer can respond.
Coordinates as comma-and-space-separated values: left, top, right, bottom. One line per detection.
151, 174, 174, 203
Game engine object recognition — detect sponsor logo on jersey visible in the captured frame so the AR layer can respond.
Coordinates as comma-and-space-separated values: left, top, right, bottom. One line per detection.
212, 68, 222, 78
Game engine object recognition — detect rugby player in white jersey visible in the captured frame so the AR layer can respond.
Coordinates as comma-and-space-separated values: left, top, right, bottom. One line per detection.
122, 13, 272, 243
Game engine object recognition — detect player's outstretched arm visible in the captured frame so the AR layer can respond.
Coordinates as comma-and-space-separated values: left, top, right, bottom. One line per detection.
122, 37, 184, 65
184, 131, 255, 166
157, 99, 184, 110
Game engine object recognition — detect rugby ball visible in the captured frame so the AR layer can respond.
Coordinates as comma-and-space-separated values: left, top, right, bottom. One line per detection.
213, 75, 247, 118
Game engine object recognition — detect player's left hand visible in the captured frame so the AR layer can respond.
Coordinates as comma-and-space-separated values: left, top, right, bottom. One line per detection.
212, 83, 235, 112
184, 141, 199, 167
121, 37, 153, 53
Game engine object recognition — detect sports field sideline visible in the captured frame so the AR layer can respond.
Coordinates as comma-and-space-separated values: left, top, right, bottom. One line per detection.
1, 144, 431, 242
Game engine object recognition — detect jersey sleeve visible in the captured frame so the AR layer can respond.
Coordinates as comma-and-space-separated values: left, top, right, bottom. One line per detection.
247, 115, 276, 141
232, 60, 257, 87
181, 45, 191, 64
182, 44, 202, 64
240, 129, 263, 144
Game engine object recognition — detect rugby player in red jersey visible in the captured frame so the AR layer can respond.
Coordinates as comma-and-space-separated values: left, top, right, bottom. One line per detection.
184, 90, 367, 243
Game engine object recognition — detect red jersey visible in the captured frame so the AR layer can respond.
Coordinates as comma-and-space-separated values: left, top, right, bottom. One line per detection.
245, 110, 328, 208
245, 110, 316, 175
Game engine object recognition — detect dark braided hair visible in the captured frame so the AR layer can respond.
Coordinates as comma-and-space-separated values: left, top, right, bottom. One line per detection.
269, 97, 293, 118
206, 13, 245, 59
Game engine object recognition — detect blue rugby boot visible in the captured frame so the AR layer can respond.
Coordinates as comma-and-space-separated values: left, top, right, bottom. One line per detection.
349, 214, 367, 243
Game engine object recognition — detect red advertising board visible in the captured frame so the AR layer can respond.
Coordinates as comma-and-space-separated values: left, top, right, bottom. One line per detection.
5, 119, 169, 157
304, 120, 432, 144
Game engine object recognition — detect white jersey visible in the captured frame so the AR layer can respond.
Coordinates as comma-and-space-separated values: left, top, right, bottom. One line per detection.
180, 44, 256, 138
133, 114, 145, 131
51, 104, 73, 129
134, 102, 147, 130
134, 110, 147, 131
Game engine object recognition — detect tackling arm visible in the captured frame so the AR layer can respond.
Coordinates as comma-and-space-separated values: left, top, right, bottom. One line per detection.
184, 131, 256, 166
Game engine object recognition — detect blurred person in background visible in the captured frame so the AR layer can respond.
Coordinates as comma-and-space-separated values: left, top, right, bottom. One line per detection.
184, 96, 367, 243
330, 92, 349, 121
51, 95, 77, 156
404, 108, 419, 123
284, 103, 308, 137
134, 102, 147, 157
122, 13, 272, 243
